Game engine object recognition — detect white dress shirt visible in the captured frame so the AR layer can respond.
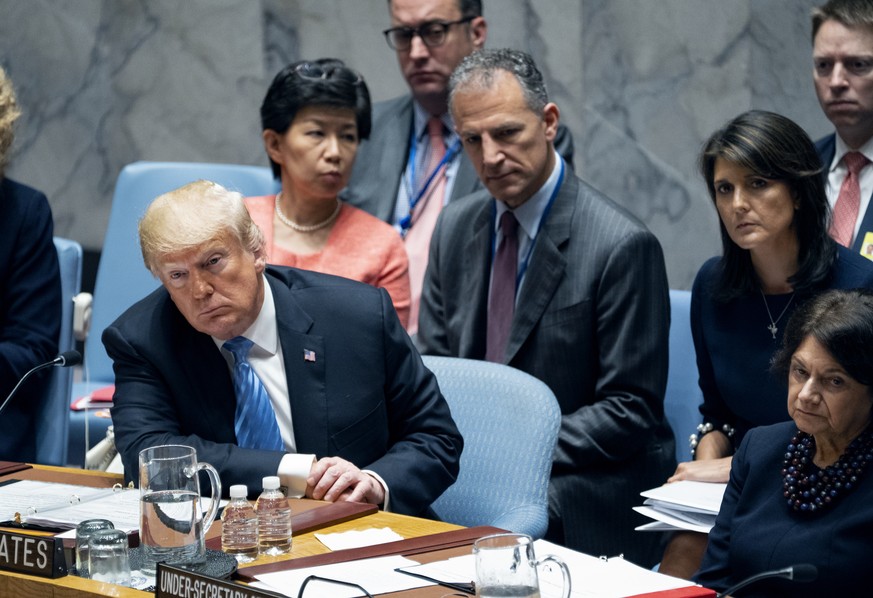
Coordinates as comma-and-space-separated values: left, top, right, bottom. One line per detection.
213, 276, 314, 497
826, 135, 873, 243
212, 274, 390, 506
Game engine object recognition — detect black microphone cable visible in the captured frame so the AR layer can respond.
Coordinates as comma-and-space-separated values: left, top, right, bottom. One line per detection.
717, 563, 817, 597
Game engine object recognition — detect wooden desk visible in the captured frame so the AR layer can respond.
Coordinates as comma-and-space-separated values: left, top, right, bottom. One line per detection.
0, 465, 466, 598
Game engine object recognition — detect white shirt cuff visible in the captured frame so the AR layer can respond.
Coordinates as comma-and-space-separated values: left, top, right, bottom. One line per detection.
278, 453, 316, 498
363, 469, 390, 511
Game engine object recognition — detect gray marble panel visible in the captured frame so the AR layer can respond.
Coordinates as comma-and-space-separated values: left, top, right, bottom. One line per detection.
0, 0, 836, 290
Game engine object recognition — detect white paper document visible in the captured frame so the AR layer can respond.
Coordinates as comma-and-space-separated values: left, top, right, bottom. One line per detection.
314, 527, 404, 551
0, 479, 140, 531
397, 539, 699, 598
252, 555, 429, 597
634, 481, 726, 533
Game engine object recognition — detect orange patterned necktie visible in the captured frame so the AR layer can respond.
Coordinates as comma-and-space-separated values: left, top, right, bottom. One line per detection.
404, 117, 447, 335
830, 151, 869, 247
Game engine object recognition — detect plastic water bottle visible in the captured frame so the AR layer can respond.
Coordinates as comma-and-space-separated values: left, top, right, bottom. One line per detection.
256, 476, 292, 555
220, 484, 259, 563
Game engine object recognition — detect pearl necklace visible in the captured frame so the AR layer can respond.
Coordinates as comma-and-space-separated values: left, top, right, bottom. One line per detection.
274, 192, 341, 233
782, 427, 873, 514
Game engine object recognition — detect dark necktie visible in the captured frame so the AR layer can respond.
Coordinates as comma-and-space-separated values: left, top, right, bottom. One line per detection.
830, 151, 869, 247
486, 211, 519, 362
223, 336, 284, 451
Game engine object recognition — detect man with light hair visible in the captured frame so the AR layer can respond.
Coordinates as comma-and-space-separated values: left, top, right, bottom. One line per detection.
105, 180, 462, 515
812, 0, 873, 256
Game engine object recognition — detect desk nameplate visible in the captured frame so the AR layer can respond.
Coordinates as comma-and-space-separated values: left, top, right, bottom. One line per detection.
157, 563, 283, 598
0, 529, 67, 578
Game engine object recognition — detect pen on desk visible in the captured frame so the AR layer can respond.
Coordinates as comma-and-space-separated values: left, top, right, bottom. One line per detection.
394, 567, 475, 595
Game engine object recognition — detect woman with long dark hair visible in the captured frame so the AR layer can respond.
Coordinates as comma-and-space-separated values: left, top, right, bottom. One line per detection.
661, 110, 873, 577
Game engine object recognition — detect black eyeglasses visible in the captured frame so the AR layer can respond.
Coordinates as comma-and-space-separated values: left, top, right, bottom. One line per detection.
294, 62, 363, 85
383, 17, 475, 51
297, 575, 374, 598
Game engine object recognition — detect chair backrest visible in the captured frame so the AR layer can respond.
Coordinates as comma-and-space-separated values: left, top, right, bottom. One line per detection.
422, 355, 561, 539
37, 237, 83, 465
81, 161, 278, 390
665, 289, 704, 463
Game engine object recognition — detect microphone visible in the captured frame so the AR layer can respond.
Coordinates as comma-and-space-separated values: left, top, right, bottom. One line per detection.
0, 350, 83, 416
717, 563, 817, 597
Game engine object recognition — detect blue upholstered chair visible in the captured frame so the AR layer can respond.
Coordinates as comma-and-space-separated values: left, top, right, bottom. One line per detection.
422, 355, 561, 538
68, 161, 278, 466
36, 237, 83, 465
664, 289, 704, 463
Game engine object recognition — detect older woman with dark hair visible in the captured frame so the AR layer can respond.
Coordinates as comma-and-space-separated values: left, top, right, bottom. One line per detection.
246, 59, 410, 327
695, 288, 873, 595
661, 110, 873, 577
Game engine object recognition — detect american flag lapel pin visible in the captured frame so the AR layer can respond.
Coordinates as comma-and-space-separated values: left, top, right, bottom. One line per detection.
303, 349, 316, 362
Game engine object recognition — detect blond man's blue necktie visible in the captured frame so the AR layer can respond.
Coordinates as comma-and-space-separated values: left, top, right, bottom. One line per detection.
223, 336, 284, 451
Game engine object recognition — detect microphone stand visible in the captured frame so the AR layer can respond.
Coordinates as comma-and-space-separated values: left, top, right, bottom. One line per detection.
717, 564, 817, 597
0, 351, 83, 416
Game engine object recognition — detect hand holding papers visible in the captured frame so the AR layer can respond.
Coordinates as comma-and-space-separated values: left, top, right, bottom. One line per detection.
633, 481, 727, 533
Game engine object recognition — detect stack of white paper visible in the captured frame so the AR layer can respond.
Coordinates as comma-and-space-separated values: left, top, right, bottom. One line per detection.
633, 481, 727, 533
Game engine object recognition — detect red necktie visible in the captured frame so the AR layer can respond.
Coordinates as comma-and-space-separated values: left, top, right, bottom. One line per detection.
830, 151, 869, 247
405, 117, 447, 335
486, 211, 519, 362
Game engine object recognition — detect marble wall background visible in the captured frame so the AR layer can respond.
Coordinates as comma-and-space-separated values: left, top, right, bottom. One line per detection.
0, 0, 828, 289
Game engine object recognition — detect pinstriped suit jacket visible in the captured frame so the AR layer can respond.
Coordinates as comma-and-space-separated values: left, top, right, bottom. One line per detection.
419, 169, 676, 560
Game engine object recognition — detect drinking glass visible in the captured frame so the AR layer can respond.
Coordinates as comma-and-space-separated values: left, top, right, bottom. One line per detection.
88, 529, 131, 585
75, 518, 115, 578
473, 533, 571, 598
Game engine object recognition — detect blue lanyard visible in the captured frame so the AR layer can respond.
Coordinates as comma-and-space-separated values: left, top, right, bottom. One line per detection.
491, 159, 565, 291
398, 125, 461, 237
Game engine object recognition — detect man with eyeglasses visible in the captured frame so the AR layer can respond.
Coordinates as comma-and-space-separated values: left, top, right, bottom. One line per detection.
342, 0, 573, 337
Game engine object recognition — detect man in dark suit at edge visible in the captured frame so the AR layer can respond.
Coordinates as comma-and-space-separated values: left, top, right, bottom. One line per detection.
418, 48, 675, 564
104, 180, 462, 516
812, 0, 873, 256
342, 0, 573, 336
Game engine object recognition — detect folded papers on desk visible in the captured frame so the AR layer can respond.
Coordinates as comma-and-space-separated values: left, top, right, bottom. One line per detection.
633, 481, 726, 534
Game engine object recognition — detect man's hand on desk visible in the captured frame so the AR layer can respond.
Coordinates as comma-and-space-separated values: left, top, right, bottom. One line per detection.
306, 456, 385, 506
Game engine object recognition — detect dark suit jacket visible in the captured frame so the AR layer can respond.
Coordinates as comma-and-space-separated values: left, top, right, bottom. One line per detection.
418, 170, 675, 563
342, 94, 575, 223
104, 267, 462, 516
0, 178, 60, 461
696, 421, 873, 596
816, 133, 873, 255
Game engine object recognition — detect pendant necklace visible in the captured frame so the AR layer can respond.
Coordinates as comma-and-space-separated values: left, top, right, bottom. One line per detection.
760, 289, 795, 340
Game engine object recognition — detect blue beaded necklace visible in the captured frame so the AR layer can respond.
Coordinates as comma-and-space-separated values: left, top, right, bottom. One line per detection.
782, 427, 873, 514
